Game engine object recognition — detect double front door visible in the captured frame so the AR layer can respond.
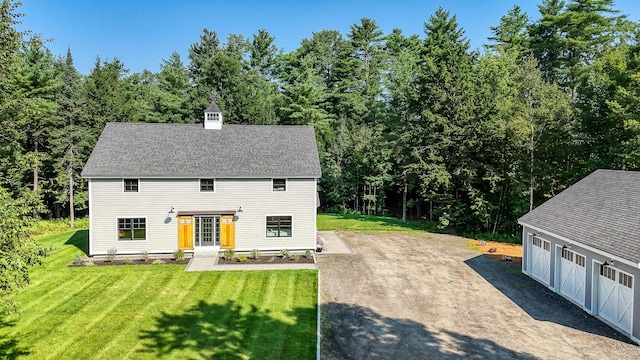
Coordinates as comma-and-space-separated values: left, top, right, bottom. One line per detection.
178, 214, 235, 250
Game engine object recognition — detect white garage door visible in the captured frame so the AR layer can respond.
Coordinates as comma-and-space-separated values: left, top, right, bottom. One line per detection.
558, 248, 586, 306
597, 265, 633, 334
530, 236, 550, 285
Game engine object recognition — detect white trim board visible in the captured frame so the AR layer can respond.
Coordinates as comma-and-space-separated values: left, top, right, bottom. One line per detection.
519, 222, 640, 269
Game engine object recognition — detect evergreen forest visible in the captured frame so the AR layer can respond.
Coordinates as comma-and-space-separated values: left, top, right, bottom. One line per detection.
2, 0, 640, 238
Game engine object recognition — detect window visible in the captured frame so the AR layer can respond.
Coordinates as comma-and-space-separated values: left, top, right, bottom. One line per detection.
273, 178, 286, 192
562, 248, 573, 262
200, 179, 215, 192
619, 273, 633, 288
533, 236, 550, 251
124, 179, 139, 192
575, 254, 585, 267
600, 265, 616, 280
118, 218, 146, 240
533, 237, 541, 248
266, 216, 292, 237
206, 113, 220, 121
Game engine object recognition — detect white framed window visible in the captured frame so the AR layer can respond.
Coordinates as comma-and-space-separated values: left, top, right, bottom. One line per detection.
117, 217, 146, 241
620, 272, 633, 288
266, 215, 292, 237
600, 265, 616, 280
123, 179, 139, 192
272, 178, 287, 192
200, 178, 215, 192
575, 254, 585, 267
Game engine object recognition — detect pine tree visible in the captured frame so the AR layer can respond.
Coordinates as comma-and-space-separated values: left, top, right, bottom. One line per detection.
50, 48, 90, 225
412, 7, 476, 228
487, 5, 531, 56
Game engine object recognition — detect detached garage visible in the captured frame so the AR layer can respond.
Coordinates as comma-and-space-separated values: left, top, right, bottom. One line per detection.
518, 169, 640, 344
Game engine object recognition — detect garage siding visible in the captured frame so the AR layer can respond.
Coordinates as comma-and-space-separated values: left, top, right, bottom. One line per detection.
635, 287, 640, 340
585, 258, 592, 311
522, 227, 529, 273
89, 177, 317, 255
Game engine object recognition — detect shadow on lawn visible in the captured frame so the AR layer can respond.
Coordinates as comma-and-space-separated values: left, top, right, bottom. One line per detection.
64, 230, 88, 255
465, 254, 635, 344
322, 302, 537, 359
138, 300, 315, 359
0, 319, 30, 359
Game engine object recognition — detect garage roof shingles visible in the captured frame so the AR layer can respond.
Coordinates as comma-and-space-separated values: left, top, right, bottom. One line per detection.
81, 123, 322, 178
518, 169, 640, 265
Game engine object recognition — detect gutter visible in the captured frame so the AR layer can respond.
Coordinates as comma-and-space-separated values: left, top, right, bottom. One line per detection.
518, 221, 640, 269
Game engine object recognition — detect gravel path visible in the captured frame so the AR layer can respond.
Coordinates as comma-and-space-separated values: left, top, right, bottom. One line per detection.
317, 231, 640, 359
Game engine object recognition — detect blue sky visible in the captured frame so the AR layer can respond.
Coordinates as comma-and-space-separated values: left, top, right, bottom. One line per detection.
17, 0, 640, 75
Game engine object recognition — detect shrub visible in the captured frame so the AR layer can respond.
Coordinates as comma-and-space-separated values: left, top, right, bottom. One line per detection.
30, 217, 90, 237
237, 254, 247, 262
279, 249, 290, 259
152, 259, 165, 265
84, 261, 95, 267
250, 248, 260, 259
124, 257, 133, 264
106, 248, 117, 262
267, 256, 275, 263
173, 249, 185, 261
72, 253, 83, 265
292, 254, 301, 262
140, 250, 150, 261
223, 249, 236, 260
305, 249, 312, 258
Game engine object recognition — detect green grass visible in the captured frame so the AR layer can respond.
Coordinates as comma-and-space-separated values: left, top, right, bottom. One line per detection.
318, 213, 522, 244
1, 231, 317, 359
460, 231, 521, 244
317, 213, 440, 233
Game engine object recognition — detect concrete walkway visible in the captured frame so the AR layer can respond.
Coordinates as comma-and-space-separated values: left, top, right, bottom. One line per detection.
183, 231, 350, 271
185, 254, 317, 272
317, 231, 352, 254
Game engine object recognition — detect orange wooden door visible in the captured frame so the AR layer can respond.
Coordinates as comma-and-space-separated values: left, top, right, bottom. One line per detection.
178, 216, 194, 250
220, 215, 235, 249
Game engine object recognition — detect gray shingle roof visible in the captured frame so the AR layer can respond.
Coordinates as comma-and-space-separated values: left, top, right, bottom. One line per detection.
518, 169, 640, 265
81, 123, 322, 178
205, 100, 221, 113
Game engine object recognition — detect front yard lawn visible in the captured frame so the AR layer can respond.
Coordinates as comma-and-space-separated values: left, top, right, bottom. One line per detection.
317, 213, 439, 233
0, 230, 317, 359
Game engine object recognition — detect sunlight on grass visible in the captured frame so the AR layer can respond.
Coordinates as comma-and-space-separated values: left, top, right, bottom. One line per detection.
317, 213, 439, 233
0, 231, 317, 359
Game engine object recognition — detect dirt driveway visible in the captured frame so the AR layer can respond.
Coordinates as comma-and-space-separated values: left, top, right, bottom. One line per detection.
316, 232, 640, 359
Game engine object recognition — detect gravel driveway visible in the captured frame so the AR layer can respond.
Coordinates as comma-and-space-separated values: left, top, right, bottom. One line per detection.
316, 231, 640, 359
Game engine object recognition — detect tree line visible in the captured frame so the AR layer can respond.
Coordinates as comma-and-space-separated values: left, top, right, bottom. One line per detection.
1, 0, 639, 237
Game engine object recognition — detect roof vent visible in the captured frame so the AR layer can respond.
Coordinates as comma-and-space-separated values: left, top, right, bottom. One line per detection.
204, 100, 222, 130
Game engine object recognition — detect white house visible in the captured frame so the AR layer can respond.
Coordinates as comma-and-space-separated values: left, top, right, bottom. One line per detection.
518, 169, 640, 344
81, 101, 322, 256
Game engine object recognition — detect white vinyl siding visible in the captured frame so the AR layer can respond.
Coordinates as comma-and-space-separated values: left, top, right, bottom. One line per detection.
89, 178, 316, 255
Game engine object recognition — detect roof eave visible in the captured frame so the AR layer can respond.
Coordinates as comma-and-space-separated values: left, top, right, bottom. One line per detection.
518, 221, 640, 269
82, 174, 322, 179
